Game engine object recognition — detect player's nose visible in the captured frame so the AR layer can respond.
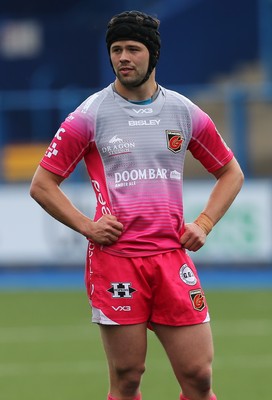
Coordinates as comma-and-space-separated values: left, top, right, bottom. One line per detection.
119, 49, 131, 61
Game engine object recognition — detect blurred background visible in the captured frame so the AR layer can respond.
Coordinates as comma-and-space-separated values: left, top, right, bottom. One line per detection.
0, 0, 271, 273
0, 2, 272, 400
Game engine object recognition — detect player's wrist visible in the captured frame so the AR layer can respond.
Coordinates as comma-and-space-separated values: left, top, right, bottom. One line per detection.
194, 212, 214, 235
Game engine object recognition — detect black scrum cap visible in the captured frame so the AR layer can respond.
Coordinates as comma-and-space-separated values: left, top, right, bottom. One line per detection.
106, 10, 161, 85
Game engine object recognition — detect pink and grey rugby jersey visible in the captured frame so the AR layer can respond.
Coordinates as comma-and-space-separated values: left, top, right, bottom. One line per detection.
40, 84, 233, 257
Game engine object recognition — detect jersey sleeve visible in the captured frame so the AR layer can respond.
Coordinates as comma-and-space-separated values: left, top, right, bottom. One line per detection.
40, 111, 93, 178
188, 107, 234, 172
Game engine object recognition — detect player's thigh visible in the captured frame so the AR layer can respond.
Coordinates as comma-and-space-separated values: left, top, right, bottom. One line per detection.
99, 323, 148, 370
152, 322, 214, 374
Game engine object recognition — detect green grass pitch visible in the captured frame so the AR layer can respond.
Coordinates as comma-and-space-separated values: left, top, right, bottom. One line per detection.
0, 289, 272, 400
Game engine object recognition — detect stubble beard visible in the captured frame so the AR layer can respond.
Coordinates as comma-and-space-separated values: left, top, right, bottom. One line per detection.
116, 69, 147, 88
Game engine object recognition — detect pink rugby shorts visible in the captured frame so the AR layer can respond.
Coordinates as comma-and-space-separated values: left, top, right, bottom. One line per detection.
85, 243, 210, 326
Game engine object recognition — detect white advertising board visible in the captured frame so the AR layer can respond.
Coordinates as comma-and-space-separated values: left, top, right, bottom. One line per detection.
0, 179, 271, 267
183, 179, 272, 263
0, 183, 96, 266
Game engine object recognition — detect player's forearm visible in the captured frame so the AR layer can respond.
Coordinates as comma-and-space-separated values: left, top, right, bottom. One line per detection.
201, 158, 244, 227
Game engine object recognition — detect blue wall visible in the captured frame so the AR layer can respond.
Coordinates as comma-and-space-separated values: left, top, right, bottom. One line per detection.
1, 0, 258, 90
157, 0, 258, 85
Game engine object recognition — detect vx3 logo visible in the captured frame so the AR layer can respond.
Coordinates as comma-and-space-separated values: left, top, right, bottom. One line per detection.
132, 108, 153, 114
111, 306, 131, 312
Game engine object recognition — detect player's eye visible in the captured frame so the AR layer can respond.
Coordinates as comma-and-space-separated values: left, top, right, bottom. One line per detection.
111, 47, 121, 54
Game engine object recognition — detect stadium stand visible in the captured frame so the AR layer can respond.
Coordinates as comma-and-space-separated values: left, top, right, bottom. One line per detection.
2, 143, 47, 181
0, 0, 271, 182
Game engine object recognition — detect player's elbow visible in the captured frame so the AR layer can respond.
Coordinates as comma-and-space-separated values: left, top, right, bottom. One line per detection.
237, 167, 244, 190
215, 158, 245, 191
30, 166, 63, 202
29, 178, 43, 202
29, 172, 47, 203
233, 161, 245, 193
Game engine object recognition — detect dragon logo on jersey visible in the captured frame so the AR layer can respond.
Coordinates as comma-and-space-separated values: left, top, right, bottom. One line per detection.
165, 130, 184, 153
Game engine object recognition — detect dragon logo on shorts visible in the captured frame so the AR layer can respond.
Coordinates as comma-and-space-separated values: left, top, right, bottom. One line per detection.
107, 282, 136, 298
189, 289, 206, 311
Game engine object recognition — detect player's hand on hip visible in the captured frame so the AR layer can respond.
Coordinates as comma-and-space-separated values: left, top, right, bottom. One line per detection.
87, 214, 123, 245
180, 222, 207, 252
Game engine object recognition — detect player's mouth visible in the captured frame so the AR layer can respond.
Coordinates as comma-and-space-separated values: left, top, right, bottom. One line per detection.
119, 67, 134, 75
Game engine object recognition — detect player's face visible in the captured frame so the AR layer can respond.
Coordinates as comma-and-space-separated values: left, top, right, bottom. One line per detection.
110, 40, 149, 87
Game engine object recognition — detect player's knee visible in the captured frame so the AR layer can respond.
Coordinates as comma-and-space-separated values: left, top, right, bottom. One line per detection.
115, 363, 145, 394
195, 366, 212, 393
183, 363, 212, 393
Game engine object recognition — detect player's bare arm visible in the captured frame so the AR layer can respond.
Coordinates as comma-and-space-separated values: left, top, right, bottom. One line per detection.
202, 157, 244, 224
180, 157, 244, 252
30, 166, 123, 245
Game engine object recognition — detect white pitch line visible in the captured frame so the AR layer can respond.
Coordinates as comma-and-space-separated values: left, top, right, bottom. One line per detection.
0, 360, 107, 377
0, 324, 98, 343
211, 319, 272, 336
1, 319, 272, 344
214, 354, 272, 369
1, 354, 272, 378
